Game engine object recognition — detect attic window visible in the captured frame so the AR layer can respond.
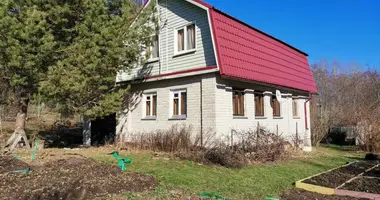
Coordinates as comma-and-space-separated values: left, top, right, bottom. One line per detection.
175, 23, 196, 54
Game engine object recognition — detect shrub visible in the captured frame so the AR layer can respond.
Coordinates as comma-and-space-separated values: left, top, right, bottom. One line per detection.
124, 125, 291, 167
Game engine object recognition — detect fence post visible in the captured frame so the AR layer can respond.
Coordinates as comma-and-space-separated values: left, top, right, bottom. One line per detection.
276, 124, 279, 137
256, 122, 260, 149
296, 122, 299, 147
230, 129, 234, 146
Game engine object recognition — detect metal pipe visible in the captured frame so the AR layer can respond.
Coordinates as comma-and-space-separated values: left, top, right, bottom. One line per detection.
304, 94, 312, 130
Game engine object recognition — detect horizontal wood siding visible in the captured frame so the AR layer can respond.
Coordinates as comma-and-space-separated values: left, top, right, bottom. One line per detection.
117, 0, 216, 82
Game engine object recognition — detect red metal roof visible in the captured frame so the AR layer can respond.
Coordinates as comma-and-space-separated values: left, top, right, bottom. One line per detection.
208, 8, 317, 93
144, 0, 317, 93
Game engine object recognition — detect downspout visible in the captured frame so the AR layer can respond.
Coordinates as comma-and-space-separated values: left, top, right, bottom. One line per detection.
200, 79, 203, 147
304, 94, 312, 130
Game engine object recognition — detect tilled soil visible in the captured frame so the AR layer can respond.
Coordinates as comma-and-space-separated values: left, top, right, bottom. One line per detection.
342, 177, 380, 194
0, 157, 157, 200
303, 162, 377, 188
281, 189, 370, 200
0, 156, 31, 173
363, 166, 380, 177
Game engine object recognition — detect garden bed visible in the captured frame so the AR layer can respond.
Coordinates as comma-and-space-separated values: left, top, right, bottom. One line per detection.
296, 161, 380, 199
0, 156, 157, 200
303, 162, 377, 188
342, 177, 380, 194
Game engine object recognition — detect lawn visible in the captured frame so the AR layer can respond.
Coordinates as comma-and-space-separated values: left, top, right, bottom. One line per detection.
92, 146, 363, 200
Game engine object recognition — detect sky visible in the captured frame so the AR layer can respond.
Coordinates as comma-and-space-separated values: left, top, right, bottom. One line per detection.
205, 0, 380, 69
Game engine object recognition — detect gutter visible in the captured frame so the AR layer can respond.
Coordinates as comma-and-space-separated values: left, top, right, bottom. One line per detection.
304, 94, 312, 130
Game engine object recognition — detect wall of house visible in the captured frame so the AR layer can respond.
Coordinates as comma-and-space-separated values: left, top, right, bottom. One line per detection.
116, 73, 217, 140
117, 0, 216, 82
214, 75, 312, 150
116, 73, 312, 151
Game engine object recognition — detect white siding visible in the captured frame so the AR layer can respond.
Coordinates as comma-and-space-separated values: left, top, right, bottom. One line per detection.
117, 73, 217, 140
117, 0, 216, 82
214, 75, 312, 148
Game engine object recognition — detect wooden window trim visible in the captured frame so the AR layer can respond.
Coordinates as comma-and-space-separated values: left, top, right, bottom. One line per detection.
255, 92, 264, 117
233, 90, 245, 116
271, 96, 281, 117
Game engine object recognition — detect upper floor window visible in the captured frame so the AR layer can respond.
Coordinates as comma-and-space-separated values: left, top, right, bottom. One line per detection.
142, 35, 159, 61
255, 92, 264, 117
145, 93, 157, 117
271, 96, 281, 117
175, 24, 196, 54
172, 90, 187, 117
293, 98, 299, 118
233, 90, 244, 116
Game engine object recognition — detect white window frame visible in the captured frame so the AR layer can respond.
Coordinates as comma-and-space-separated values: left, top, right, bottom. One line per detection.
292, 97, 300, 118
143, 93, 157, 119
173, 22, 197, 56
170, 89, 187, 118
141, 35, 159, 63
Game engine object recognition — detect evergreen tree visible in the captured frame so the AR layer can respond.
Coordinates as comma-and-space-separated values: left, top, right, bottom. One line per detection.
0, 0, 155, 139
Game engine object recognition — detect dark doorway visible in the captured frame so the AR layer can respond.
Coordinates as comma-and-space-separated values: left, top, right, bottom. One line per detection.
91, 113, 116, 145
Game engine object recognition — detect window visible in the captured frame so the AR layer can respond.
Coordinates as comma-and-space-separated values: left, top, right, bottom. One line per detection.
175, 24, 196, 53
293, 98, 299, 117
145, 93, 157, 117
143, 35, 159, 60
172, 90, 187, 116
271, 96, 281, 117
255, 92, 264, 117
233, 90, 244, 116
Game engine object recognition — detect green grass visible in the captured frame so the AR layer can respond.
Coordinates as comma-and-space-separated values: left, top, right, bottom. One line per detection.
92, 147, 363, 200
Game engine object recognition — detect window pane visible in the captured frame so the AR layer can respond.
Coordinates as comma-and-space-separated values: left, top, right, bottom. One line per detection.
146, 100, 151, 116
151, 35, 159, 58
173, 99, 179, 115
178, 29, 184, 51
181, 92, 187, 115
233, 91, 244, 116
186, 24, 195, 50
152, 95, 157, 116
255, 94, 264, 116
233, 93, 238, 115
272, 97, 280, 117
293, 99, 298, 117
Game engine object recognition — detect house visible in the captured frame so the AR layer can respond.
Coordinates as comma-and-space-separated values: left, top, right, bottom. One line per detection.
115, 0, 317, 151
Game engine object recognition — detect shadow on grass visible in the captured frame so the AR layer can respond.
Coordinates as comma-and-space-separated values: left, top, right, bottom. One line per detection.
320, 144, 361, 152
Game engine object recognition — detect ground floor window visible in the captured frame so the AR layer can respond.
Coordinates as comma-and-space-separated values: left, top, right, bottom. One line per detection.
271, 96, 281, 117
172, 90, 187, 116
293, 98, 299, 118
233, 89, 245, 116
255, 92, 264, 116
145, 93, 157, 117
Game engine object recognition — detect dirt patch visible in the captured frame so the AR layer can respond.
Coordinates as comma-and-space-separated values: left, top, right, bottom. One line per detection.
303, 162, 376, 188
0, 157, 157, 200
342, 177, 380, 194
281, 189, 370, 200
0, 156, 30, 173
363, 166, 380, 177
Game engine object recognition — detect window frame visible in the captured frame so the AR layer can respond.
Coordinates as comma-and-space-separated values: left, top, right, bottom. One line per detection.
170, 89, 187, 119
271, 96, 281, 117
292, 97, 299, 118
143, 93, 157, 119
141, 34, 159, 63
232, 89, 245, 117
174, 22, 197, 56
255, 92, 265, 117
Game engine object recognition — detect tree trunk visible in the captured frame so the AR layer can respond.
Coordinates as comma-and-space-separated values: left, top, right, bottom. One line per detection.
14, 98, 29, 133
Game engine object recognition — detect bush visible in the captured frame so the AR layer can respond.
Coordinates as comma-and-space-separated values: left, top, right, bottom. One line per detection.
124, 125, 291, 168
